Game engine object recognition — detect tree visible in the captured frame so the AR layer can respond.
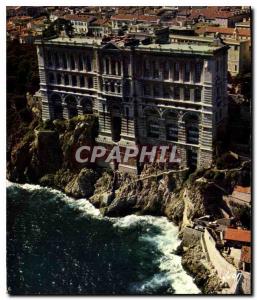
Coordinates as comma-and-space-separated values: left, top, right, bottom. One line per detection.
42, 18, 74, 38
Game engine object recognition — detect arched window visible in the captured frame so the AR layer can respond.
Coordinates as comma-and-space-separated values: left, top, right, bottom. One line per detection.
184, 114, 199, 145
50, 93, 63, 119
164, 111, 178, 142
65, 95, 78, 119
145, 108, 160, 139
80, 97, 93, 114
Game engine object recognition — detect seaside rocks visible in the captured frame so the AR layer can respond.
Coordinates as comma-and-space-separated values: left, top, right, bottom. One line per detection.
65, 168, 99, 199
181, 242, 222, 294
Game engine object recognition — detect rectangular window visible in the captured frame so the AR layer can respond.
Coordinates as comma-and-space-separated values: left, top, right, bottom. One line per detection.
195, 63, 201, 83
174, 87, 180, 100
48, 52, 52, 67
80, 76, 85, 87
174, 63, 180, 81
184, 88, 190, 101
153, 61, 159, 79
57, 73, 62, 85
64, 74, 69, 85
184, 63, 190, 82
163, 62, 169, 80
194, 88, 201, 102
144, 84, 151, 96
111, 61, 116, 75
143, 61, 150, 77
72, 75, 77, 86
62, 53, 67, 69
86, 56, 92, 71
88, 77, 93, 89
70, 55, 75, 70
54, 53, 60, 68
78, 55, 83, 71
153, 85, 160, 97
163, 85, 170, 98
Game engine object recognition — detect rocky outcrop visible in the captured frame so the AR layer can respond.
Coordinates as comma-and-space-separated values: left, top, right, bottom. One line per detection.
181, 242, 223, 294
65, 168, 100, 198
7, 111, 251, 294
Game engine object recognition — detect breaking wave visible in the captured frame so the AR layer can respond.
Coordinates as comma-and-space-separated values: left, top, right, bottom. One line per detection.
7, 181, 200, 295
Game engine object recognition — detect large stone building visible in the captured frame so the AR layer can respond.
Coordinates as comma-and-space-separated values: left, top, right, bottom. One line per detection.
35, 35, 228, 173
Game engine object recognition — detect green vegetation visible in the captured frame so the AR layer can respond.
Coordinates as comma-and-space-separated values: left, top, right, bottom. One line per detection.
42, 18, 74, 38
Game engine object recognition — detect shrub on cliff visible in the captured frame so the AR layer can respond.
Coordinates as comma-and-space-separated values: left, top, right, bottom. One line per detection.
216, 152, 240, 170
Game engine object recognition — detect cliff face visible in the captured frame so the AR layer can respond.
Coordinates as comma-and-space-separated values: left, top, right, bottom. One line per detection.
7, 113, 248, 226
7, 111, 250, 294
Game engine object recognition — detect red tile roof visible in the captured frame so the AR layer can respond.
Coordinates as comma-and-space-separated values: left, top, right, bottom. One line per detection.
137, 15, 159, 23
111, 14, 159, 23
197, 26, 251, 37
63, 14, 92, 22
179, 7, 246, 20
240, 246, 251, 263
224, 228, 251, 243
91, 19, 110, 26
111, 14, 135, 21
234, 185, 251, 193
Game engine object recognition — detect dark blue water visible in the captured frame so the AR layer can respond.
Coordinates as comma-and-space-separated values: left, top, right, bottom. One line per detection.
7, 182, 199, 295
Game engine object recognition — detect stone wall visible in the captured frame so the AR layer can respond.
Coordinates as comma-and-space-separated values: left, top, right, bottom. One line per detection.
201, 228, 237, 287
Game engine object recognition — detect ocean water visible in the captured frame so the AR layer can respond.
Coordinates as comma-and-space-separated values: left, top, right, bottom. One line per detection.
7, 182, 200, 295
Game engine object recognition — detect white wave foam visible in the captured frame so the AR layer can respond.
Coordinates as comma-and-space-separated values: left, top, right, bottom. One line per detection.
7, 181, 101, 217
117, 216, 201, 295
8, 181, 200, 294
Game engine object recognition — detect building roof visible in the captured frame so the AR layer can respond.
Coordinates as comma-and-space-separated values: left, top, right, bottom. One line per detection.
136, 15, 160, 23
39, 36, 227, 56
63, 14, 92, 22
178, 7, 248, 20
111, 14, 135, 21
240, 246, 251, 263
111, 14, 159, 23
90, 19, 110, 27
234, 185, 251, 194
224, 228, 251, 243
196, 26, 251, 37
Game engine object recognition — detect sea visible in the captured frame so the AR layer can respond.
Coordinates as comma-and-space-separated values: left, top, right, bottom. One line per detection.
7, 181, 200, 295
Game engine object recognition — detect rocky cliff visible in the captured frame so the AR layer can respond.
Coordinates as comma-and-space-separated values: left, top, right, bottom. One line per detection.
7, 107, 250, 294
